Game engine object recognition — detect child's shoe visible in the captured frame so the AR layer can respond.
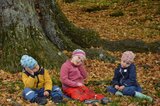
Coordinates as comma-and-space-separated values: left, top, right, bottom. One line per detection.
115, 91, 123, 96
52, 96, 64, 103
34, 97, 47, 105
135, 91, 153, 102
84, 99, 99, 104
101, 97, 111, 104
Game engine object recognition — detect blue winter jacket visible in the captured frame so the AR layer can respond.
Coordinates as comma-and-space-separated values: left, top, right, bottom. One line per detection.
112, 63, 139, 87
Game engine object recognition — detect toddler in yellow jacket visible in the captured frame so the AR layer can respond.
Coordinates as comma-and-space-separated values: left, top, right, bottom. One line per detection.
21, 55, 63, 105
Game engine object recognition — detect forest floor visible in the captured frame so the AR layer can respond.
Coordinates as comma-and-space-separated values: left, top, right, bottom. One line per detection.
0, 0, 160, 106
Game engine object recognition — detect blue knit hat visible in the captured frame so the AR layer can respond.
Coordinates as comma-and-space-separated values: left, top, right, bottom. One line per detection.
20, 55, 38, 69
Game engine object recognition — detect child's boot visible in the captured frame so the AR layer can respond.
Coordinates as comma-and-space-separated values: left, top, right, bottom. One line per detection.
101, 97, 111, 104
84, 99, 99, 104
135, 91, 153, 102
115, 91, 123, 96
34, 97, 48, 105
52, 96, 63, 103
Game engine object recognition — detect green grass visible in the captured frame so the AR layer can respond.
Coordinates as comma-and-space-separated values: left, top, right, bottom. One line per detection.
0, 80, 24, 94
77, 0, 118, 12
155, 82, 160, 97
52, 76, 62, 86
129, 97, 153, 106
109, 10, 124, 17
157, 91, 160, 97
109, 102, 119, 106
9, 81, 23, 93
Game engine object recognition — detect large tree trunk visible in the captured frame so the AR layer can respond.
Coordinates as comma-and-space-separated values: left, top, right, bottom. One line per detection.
0, 0, 100, 72
1, 0, 64, 72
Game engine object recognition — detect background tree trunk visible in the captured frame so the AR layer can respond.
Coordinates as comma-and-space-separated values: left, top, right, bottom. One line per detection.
0, 0, 100, 72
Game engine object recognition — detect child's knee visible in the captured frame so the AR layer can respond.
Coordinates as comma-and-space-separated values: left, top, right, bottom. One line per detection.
23, 88, 37, 101
122, 87, 135, 96
106, 86, 117, 94
51, 86, 63, 103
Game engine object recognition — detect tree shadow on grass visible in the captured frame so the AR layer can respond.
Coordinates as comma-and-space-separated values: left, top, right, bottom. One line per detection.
102, 39, 160, 53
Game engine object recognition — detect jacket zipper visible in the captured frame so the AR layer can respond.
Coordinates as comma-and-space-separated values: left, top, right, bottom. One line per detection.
120, 68, 128, 86
35, 67, 41, 88
36, 76, 39, 88
120, 68, 124, 85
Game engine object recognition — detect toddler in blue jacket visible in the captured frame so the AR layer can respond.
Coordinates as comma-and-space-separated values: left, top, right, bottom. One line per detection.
107, 51, 152, 102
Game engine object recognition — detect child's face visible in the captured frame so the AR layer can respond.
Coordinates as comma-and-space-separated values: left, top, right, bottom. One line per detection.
121, 60, 131, 68
25, 64, 39, 73
31, 64, 40, 72
71, 55, 85, 66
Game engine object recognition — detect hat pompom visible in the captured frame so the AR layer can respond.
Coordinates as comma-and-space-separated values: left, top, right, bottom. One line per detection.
20, 55, 38, 69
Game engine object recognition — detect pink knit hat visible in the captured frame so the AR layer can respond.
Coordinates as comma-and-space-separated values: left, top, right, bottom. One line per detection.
121, 51, 135, 63
72, 49, 86, 59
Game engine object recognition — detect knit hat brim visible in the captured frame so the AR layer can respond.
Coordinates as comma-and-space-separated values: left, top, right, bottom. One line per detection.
72, 49, 86, 59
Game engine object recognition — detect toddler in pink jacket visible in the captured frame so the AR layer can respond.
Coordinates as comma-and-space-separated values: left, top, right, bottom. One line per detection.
60, 49, 110, 104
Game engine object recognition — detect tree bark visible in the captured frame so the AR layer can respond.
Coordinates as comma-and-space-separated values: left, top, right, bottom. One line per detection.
0, 0, 100, 72
0, 0, 62, 72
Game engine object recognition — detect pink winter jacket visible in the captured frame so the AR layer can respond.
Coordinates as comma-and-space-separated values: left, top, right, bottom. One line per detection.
60, 60, 87, 90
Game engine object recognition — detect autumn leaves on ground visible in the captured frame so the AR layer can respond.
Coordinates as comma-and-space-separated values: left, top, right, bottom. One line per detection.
0, 0, 160, 106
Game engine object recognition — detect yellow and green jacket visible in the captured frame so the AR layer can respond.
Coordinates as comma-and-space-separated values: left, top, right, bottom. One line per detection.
22, 67, 52, 91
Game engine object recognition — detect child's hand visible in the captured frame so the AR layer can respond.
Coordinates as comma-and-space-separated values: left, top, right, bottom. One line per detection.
119, 86, 125, 91
44, 91, 49, 97
77, 82, 83, 86
115, 85, 120, 90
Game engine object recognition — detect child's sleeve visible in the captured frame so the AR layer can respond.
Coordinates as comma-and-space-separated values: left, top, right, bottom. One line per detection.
78, 65, 87, 79
123, 64, 137, 86
112, 67, 120, 86
60, 64, 78, 87
44, 69, 52, 91
22, 72, 35, 88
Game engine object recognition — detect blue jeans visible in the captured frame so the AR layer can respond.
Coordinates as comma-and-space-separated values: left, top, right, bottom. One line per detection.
107, 86, 142, 96
22, 88, 46, 101
22, 86, 63, 101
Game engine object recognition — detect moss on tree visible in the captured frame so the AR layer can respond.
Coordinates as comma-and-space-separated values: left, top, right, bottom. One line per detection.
0, 0, 67, 72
